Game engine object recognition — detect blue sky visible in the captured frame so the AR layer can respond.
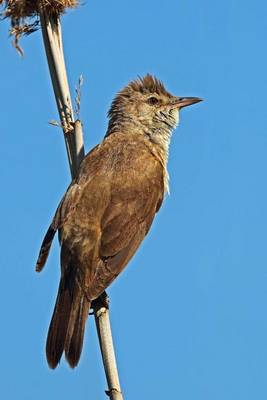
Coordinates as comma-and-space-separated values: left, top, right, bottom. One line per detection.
1, 0, 267, 399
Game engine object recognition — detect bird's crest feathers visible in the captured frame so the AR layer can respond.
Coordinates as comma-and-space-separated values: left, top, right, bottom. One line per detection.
108, 74, 172, 118
125, 74, 172, 97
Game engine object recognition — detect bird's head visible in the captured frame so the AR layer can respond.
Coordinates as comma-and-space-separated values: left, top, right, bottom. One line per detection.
107, 74, 202, 148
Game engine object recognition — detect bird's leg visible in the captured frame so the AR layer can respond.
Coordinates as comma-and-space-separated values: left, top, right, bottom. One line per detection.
90, 291, 109, 315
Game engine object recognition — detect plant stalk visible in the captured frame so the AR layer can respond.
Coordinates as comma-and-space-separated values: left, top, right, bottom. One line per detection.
39, 7, 123, 398
94, 296, 123, 400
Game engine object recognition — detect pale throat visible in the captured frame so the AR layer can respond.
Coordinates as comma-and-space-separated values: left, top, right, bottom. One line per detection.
150, 108, 180, 156
148, 108, 180, 195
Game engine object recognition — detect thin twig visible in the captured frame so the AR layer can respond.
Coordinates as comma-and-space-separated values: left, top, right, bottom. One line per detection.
39, 8, 123, 398
93, 295, 123, 400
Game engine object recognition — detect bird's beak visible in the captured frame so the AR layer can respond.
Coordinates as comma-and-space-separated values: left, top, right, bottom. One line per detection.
172, 97, 203, 109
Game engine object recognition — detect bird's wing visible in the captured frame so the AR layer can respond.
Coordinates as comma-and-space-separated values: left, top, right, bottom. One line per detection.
85, 146, 164, 299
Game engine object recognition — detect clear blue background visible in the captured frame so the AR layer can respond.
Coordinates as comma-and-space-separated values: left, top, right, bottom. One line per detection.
1, 0, 267, 398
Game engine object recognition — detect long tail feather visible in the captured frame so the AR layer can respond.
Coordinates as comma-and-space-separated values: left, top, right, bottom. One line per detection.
46, 265, 90, 369
46, 276, 72, 369
65, 291, 91, 368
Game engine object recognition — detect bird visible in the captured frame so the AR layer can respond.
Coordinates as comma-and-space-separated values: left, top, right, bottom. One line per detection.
36, 74, 202, 369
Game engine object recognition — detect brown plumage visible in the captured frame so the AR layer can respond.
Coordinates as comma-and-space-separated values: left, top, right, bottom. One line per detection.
36, 75, 202, 368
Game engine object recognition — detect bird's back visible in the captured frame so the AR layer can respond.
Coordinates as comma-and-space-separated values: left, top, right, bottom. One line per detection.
59, 132, 165, 299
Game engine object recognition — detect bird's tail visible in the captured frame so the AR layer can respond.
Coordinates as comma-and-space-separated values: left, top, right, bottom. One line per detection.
46, 265, 91, 369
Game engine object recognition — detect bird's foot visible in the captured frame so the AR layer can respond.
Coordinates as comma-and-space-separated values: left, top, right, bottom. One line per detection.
90, 291, 109, 315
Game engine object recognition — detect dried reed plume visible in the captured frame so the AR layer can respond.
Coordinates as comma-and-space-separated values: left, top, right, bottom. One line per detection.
0, 0, 78, 53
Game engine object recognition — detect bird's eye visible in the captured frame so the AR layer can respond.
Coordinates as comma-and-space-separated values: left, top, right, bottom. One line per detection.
147, 96, 159, 105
